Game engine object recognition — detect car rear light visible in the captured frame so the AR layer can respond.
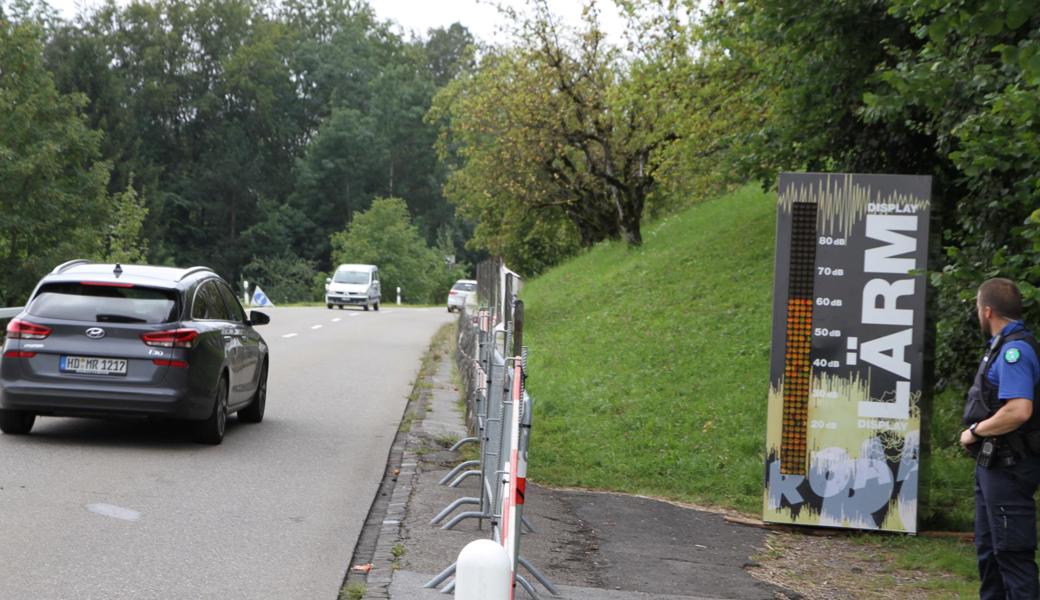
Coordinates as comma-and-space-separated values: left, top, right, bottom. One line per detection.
141, 329, 198, 348
152, 359, 188, 368
6, 319, 52, 340
449, 291, 458, 295
2, 351, 37, 359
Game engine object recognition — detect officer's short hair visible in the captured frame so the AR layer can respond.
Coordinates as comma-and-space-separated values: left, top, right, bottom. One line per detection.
978, 278, 1023, 320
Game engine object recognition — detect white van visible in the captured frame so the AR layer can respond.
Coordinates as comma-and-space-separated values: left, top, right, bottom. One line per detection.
325, 264, 381, 311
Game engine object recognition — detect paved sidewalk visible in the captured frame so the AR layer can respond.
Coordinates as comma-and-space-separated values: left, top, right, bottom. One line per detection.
359, 336, 796, 600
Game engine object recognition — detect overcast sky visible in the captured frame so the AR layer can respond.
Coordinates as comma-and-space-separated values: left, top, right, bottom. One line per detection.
46, 0, 630, 43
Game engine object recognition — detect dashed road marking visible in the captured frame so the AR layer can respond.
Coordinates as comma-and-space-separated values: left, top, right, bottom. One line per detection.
332, 318, 341, 322
282, 333, 298, 338
311, 325, 323, 330
87, 503, 140, 522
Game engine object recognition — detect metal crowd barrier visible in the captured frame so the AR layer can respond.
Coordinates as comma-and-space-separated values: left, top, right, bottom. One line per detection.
0, 307, 24, 342
0, 307, 22, 319
425, 259, 559, 598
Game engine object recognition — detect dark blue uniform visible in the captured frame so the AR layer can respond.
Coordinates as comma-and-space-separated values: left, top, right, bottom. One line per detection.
972, 321, 1040, 600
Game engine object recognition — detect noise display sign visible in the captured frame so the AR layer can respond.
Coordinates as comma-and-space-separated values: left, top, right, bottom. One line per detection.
764, 173, 931, 533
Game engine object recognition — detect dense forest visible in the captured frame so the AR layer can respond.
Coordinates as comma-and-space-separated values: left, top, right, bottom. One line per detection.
2, 0, 1039, 385
1, 0, 475, 304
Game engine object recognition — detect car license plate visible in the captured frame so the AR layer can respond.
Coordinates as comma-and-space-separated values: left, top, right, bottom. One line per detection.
60, 355, 128, 376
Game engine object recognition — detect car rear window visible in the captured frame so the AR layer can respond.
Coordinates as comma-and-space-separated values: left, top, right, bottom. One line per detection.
452, 282, 477, 292
28, 282, 179, 324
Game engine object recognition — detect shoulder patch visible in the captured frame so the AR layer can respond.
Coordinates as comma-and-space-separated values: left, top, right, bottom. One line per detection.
1005, 347, 1021, 364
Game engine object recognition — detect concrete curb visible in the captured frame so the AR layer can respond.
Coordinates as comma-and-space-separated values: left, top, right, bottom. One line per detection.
348, 332, 447, 600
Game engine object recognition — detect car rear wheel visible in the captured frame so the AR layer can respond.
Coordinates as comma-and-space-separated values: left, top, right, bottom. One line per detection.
238, 362, 267, 423
374, 302, 379, 311
0, 410, 35, 435
193, 374, 228, 445
363, 303, 370, 311
327, 303, 333, 309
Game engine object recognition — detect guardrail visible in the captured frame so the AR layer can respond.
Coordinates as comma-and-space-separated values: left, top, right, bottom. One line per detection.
424, 258, 558, 598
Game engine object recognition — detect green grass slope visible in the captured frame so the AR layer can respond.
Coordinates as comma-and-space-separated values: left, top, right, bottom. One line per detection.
523, 185, 775, 513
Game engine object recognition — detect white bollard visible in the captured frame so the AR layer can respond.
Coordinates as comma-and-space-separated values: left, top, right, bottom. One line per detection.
455, 539, 510, 600
396, 286, 401, 305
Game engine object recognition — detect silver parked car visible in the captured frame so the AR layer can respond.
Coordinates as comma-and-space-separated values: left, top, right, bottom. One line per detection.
0, 260, 270, 444
447, 279, 477, 313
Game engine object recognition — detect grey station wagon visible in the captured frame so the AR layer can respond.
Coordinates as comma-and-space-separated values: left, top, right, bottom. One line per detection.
0, 260, 270, 444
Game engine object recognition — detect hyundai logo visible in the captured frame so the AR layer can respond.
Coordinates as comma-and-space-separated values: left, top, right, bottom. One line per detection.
85, 327, 106, 340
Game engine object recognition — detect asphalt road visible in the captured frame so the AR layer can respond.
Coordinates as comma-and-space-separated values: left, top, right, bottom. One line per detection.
0, 306, 452, 600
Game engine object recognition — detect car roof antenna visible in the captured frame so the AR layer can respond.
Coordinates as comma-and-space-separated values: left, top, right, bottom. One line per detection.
114, 263, 123, 278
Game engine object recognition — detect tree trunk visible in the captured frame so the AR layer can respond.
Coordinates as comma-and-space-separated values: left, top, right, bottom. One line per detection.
620, 211, 642, 246
619, 188, 644, 247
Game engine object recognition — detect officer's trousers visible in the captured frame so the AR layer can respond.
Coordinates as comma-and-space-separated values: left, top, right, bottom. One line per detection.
975, 457, 1040, 600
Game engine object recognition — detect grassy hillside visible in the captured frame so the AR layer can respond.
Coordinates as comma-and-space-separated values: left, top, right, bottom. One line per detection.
523, 185, 776, 513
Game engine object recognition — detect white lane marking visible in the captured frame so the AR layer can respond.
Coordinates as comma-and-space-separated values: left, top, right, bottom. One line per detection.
282, 333, 298, 338
348, 313, 360, 318
332, 318, 342, 322
87, 503, 140, 522
311, 325, 323, 330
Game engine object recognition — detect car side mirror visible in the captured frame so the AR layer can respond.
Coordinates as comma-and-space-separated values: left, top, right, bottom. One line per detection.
249, 310, 270, 326
325, 277, 332, 284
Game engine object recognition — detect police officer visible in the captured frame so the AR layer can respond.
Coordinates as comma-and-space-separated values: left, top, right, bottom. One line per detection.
960, 278, 1040, 599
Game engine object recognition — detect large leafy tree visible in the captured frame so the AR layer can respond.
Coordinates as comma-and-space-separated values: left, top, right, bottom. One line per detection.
431, 2, 686, 274
330, 197, 460, 304
0, 11, 112, 304
863, 0, 1040, 382
702, 0, 929, 181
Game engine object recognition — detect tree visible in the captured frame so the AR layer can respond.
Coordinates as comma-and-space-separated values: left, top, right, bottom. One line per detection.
0, 13, 112, 304
104, 180, 149, 264
242, 254, 319, 304
862, 0, 1040, 382
700, 0, 929, 183
330, 197, 457, 304
430, 1, 685, 278
424, 22, 476, 88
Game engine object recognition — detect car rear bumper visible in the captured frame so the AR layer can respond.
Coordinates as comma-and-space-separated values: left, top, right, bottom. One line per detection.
0, 380, 210, 420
